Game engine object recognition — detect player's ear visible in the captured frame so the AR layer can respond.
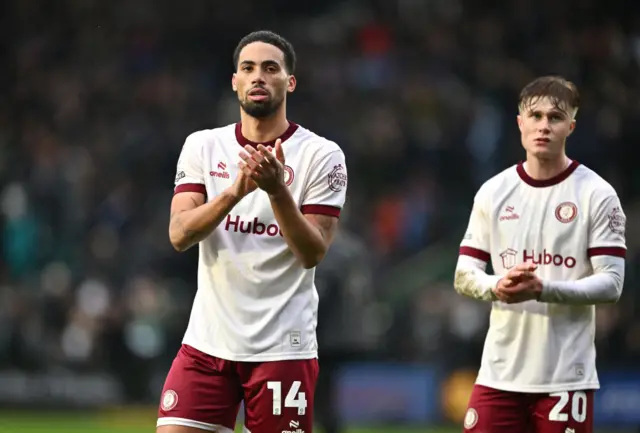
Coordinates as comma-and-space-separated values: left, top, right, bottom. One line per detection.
517, 114, 523, 132
568, 120, 576, 135
232, 74, 238, 92
287, 75, 297, 93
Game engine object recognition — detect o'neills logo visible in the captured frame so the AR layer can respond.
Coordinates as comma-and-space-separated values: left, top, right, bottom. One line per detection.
210, 162, 230, 179
210, 170, 230, 179
225, 215, 283, 237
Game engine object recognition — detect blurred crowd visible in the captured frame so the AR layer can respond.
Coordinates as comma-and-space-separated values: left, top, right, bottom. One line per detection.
1, 0, 640, 403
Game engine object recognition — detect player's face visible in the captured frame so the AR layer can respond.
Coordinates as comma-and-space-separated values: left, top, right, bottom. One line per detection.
232, 42, 296, 119
517, 97, 576, 160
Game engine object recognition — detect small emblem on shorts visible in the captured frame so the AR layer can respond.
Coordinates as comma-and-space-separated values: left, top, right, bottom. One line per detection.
555, 202, 578, 223
282, 419, 304, 433
290, 331, 301, 348
464, 408, 478, 429
161, 389, 179, 411
565, 428, 575, 433
575, 363, 585, 377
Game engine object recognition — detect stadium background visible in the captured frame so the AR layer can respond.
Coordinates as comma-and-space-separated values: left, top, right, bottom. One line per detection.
1, 0, 640, 432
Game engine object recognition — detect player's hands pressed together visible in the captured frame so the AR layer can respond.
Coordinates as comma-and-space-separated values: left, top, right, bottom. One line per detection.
239, 138, 287, 195
493, 263, 543, 304
229, 165, 258, 198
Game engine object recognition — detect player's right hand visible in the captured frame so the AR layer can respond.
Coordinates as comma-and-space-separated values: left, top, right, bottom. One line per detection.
493, 263, 538, 301
229, 166, 258, 198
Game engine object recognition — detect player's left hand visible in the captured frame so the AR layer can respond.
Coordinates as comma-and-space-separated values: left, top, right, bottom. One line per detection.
239, 139, 286, 195
494, 264, 543, 304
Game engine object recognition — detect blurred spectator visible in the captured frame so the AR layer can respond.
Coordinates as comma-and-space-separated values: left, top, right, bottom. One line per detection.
315, 217, 378, 433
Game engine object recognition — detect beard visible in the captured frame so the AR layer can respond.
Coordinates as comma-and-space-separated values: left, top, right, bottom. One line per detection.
239, 93, 285, 119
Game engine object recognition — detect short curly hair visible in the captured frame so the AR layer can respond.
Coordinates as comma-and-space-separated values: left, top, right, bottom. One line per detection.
233, 30, 296, 74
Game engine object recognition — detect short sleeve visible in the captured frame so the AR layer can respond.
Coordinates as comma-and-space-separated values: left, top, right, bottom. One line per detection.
174, 134, 207, 197
459, 189, 491, 263
587, 193, 626, 258
300, 149, 347, 218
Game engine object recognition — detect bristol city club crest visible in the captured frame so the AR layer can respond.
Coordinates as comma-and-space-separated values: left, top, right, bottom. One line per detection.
283, 165, 294, 186
161, 389, 178, 411
555, 202, 578, 223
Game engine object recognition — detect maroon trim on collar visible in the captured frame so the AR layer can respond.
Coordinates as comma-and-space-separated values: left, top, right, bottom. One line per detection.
235, 121, 299, 148
516, 160, 580, 187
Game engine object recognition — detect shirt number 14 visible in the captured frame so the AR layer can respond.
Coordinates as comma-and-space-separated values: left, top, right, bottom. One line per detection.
267, 380, 307, 415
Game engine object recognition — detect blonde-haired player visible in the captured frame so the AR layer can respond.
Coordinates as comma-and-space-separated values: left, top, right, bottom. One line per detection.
454, 76, 626, 433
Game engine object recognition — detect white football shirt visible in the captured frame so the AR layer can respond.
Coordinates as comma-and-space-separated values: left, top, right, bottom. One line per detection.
173, 122, 347, 362
459, 161, 626, 392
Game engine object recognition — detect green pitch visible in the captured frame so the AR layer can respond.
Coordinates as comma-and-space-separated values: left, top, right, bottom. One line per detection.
0, 411, 457, 433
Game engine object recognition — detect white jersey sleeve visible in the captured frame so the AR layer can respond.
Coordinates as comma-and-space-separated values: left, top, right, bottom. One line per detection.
587, 192, 626, 256
174, 133, 207, 197
455, 187, 501, 301
459, 188, 491, 261
300, 148, 347, 217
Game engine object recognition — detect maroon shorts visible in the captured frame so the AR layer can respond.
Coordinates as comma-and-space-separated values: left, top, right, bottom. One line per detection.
157, 344, 319, 432
463, 384, 594, 433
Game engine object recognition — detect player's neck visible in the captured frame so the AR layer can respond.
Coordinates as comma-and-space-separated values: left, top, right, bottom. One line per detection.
239, 110, 290, 144
523, 155, 572, 181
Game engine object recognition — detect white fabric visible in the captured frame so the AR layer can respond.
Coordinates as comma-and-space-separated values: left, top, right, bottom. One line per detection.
455, 162, 626, 393
156, 416, 233, 432
454, 255, 501, 301
540, 255, 624, 304
174, 123, 347, 362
